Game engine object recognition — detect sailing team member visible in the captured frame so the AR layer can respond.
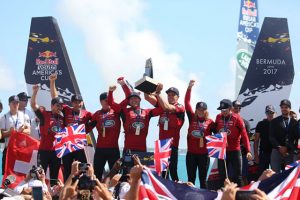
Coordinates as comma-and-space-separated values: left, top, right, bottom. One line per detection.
269, 99, 299, 173
147, 84, 185, 181
90, 78, 131, 180
232, 100, 251, 184
254, 105, 276, 174
185, 80, 213, 188
0, 95, 30, 175
31, 85, 63, 185
215, 99, 252, 187
108, 85, 163, 152
49, 73, 93, 180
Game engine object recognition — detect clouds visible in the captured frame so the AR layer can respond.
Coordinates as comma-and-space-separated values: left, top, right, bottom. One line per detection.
59, 0, 198, 101
0, 58, 17, 91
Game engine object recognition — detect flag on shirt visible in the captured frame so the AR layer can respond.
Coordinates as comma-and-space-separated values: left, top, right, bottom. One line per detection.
205, 132, 227, 160
153, 138, 173, 175
54, 124, 87, 158
139, 167, 218, 200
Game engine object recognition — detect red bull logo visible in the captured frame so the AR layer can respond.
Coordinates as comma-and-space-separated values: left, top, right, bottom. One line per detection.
38, 50, 57, 58
242, 7, 257, 17
243, 0, 256, 9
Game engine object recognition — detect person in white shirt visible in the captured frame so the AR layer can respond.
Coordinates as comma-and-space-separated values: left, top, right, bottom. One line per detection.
14, 166, 48, 194
0, 95, 30, 175
17, 92, 40, 140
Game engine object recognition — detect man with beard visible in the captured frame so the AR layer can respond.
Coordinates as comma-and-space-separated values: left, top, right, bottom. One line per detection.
269, 99, 299, 173
49, 73, 93, 181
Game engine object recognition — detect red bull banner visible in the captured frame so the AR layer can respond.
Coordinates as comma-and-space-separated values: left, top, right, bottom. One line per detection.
24, 17, 79, 109
235, 0, 259, 97
24, 17, 96, 148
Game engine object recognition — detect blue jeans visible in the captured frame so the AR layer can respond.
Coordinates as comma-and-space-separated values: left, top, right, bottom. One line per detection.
270, 149, 293, 173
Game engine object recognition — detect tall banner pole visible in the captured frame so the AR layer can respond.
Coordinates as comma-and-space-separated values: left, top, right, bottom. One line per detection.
235, 0, 259, 97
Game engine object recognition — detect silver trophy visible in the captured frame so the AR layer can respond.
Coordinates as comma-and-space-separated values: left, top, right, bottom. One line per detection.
135, 58, 158, 94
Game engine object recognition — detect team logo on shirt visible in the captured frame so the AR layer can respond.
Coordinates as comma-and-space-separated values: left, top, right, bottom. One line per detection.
219, 128, 231, 135
159, 117, 168, 124
104, 120, 115, 127
51, 126, 61, 133
191, 130, 204, 138
132, 122, 145, 129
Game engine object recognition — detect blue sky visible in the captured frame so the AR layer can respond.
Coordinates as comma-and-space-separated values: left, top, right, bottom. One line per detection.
1, 0, 300, 148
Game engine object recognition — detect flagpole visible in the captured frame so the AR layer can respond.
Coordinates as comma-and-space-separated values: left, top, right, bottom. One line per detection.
224, 159, 228, 179
164, 166, 169, 179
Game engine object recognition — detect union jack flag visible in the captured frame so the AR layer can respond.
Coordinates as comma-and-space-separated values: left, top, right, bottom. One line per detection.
139, 167, 177, 200
139, 167, 218, 200
154, 138, 173, 176
53, 124, 87, 158
285, 160, 300, 170
205, 132, 227, 160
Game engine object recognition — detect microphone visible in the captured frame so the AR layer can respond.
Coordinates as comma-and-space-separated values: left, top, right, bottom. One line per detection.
3, 175, 16, 188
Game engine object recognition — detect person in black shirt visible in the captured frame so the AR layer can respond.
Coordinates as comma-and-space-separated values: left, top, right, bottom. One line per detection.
269, 99, 299, 173
254, 105, 276, 175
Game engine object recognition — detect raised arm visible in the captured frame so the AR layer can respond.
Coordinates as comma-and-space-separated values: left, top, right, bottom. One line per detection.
154, 83, 177, 112
185, 80, 195, 120
144, 93, 158, 107
31, 84, 40, 111
117, 77, 132, 98
107, 85, 123, 113
49, 73, 58, 99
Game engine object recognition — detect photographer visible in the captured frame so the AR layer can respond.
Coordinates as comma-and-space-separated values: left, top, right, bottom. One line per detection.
14, 166, 48, 195
110, 154, 142, 200
60, 161, 113, 200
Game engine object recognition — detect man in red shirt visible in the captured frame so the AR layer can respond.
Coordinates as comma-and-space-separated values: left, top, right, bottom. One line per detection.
215, 99, 252, 187
145, 83, 185, 181
49, 74, 93, 180
108, 85, 163, 153
89, 78, 131, 180
30, 85, 63, 186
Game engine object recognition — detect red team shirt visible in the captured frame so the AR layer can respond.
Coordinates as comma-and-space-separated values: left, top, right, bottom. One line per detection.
185, 88, 214, 154
158, 103, 185, 148
62, 105, 93, 132
108, 91, 163, 152
35, 108, 64, 151
91, 108, 121, 148
215, 112, 251, 152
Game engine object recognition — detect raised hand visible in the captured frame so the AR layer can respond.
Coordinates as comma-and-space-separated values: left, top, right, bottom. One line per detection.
155, 83, 163, 94
49, 73, 57, 81
32, 84, 40, 93
109, 85, 117, 92
188, 80, 195, 88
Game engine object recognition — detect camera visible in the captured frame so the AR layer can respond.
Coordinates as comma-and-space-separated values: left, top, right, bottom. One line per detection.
121, 153, 134, 175
235, 190, 256, 200
78, 163, 90, 171
30, 165, 43, 180
77, 173, 96, 191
